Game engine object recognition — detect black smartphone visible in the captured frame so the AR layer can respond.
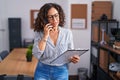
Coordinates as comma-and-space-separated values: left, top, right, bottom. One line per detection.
44, 19, 48, 24
44, 19, 53, 30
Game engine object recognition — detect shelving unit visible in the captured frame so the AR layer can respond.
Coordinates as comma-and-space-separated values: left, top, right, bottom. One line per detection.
90, 20, 120, 80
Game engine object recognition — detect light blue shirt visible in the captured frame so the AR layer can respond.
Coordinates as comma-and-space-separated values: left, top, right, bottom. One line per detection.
32, 27, 74, 66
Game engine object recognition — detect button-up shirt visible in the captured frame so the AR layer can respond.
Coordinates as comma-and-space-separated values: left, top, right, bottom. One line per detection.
32, 27, 74, 66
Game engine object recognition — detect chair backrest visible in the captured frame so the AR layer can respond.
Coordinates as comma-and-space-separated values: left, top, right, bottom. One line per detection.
0, 74, 6, 80
0, 74, 32, 80
0, 50, 9, 60
0, 56, 2, 62
23, 39, 34, 48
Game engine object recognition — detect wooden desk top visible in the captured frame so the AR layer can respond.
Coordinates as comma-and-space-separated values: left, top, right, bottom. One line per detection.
0, 48, 38, 77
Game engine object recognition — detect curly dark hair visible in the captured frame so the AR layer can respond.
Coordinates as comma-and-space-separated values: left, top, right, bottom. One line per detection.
34, 3, 65, 32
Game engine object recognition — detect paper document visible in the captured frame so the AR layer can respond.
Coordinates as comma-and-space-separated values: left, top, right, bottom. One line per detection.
50, 49, 89, 64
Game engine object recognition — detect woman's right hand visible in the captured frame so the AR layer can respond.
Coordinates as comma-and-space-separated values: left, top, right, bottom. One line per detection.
43, 23, 53, 39
38, 23, 53, 51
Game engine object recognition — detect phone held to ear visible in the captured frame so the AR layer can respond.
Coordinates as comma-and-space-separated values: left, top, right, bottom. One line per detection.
44, 19, 53, 30
45, 19, 48, 24
48, 24, 53, 28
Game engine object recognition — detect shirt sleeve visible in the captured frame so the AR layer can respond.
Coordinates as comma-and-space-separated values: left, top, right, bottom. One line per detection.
32, 31, 44, 59
68, 30, 74, 49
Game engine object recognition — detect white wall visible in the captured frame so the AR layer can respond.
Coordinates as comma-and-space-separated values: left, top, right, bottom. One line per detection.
92, 0, 112, 1
68, 0, 91, 76
4, 0, 69, 40
0, 0, 9, 51
0, 0, 91, 76
0, 0, 69, 51
112, 0, 120, 25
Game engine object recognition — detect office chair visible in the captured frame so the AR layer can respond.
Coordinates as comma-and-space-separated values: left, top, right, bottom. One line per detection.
0, 56, 2, 62
0, 50, 9, 61
0, 74, 32, 80
23, 38, 34, 48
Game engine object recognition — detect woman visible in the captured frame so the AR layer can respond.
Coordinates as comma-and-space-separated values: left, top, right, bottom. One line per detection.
32, 3, 80, 80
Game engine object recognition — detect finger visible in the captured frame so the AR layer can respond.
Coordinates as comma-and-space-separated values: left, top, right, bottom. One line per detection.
72, 57, 79, 62
44, 24, 52, 30
44, 23, 51, 29
69, 57, 76, 62
73, 55, 80, 60
71, 59, 78, 63
48, 27, 53, 31
70, 56, 80, 63
47, 25, 53, 29
46, 23, 53, 28
46, 23, 51, 26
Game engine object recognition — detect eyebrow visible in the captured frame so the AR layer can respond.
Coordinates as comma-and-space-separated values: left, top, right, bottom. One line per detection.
48, 13, 59, 16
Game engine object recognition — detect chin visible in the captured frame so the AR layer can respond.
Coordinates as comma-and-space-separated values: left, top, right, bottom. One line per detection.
53, 24, 59, 27
52, 23, 59, 27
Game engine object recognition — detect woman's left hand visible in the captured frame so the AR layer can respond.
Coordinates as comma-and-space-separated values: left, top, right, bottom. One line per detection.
70, 55, 80, 64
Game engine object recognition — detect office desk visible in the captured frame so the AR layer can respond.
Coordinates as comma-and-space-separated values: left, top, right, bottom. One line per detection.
0, 48, 38, 77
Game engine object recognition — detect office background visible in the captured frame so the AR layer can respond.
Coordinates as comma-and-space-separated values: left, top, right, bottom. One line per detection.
0, 0, 120, 77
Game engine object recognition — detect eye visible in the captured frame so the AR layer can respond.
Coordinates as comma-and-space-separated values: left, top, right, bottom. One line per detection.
54, 14, 59, 17
48, 16, 53, 19
47, 13, 59, 20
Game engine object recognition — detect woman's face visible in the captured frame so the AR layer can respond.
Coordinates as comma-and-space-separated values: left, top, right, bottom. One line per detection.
47, 7, 59, 28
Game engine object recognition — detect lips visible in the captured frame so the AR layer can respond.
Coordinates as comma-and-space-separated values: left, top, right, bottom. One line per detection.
52, 22, 59, 27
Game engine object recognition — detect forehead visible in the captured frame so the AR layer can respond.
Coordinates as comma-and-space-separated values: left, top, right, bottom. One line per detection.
47, 7, 58, 15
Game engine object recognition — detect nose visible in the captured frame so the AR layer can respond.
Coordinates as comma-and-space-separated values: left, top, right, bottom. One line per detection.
52, 16, 57, 22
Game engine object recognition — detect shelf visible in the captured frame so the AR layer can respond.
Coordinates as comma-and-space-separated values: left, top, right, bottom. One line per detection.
98, 66, 113, 80
100, 44, 120, 55
92, 20, 119, 23
109, 71, 120, 80
91, 20, 119, 80
91, 41, 120, 55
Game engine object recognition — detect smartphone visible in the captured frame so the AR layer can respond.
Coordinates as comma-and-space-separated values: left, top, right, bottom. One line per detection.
44, 19, 48, 24
44, 19, 53, 29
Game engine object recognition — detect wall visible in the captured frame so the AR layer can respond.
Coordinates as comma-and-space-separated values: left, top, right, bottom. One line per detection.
0, 0, 91, 76
0, 0, 9, 51
0, 0, 69, 51
4, 0, 69, 40
92, 0, 112, 1
112, 0, 120, 26
68, 0, 91, 76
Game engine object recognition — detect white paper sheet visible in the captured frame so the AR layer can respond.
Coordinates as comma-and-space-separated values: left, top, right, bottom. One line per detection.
72, 18, 85, 29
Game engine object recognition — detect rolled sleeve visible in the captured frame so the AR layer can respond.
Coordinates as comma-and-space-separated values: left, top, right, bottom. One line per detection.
32, 32, 44, 59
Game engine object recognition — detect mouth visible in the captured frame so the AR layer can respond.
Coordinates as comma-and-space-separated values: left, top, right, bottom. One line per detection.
52, 22, 59, 27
